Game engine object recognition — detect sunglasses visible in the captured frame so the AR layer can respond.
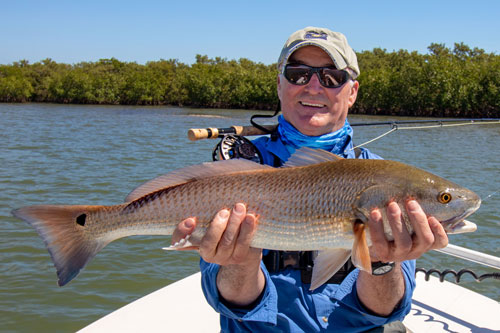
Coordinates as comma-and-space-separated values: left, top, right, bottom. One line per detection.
283, 64, 351, 88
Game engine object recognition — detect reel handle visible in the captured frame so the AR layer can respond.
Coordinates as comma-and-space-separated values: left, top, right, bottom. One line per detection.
188, 125, 277, 141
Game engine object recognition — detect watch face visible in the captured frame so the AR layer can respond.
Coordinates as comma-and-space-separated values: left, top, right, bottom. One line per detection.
372, 262, 395, 276
373, 265, 393, 275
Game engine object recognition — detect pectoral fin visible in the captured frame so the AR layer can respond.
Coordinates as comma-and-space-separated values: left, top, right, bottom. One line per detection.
310, 249, 351, 290
351, 222, 372, 274
162, 235, 197, 251
162, 227, 204, 251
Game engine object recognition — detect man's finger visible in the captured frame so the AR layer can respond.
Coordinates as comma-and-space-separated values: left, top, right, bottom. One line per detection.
406, 200, 435, 252
216, 203, 247, 261
172, 217, 196, 244
428, 217, 449, 249
387, 202, 412, 257
200, 209, 230, 260
367, 208, 390, 261
232, 214, 258, 262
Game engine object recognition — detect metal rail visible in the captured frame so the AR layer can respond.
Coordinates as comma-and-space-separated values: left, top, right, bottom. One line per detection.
435, 244, 500, 270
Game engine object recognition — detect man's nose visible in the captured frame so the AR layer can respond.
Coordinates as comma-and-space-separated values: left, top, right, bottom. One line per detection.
305, 72, 323, 92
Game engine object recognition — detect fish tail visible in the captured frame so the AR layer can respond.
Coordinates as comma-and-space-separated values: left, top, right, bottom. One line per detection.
12, 205, 106, 286
351, 222, 372, 273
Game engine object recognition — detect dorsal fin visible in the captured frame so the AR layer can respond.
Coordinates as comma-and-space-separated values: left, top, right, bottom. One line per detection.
125, 159, 272, 202
282, 147, 343, 168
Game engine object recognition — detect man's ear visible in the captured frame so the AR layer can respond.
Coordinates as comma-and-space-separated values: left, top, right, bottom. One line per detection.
277, 75, 283, 100
348, 80, 359, 108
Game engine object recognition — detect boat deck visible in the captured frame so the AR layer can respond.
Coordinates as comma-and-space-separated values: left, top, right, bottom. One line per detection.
79, 272, 499, 332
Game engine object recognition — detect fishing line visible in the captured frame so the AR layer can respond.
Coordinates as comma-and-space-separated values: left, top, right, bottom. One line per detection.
349, 128, 397, 150
350, 119, 500, 151
482, 190, 498, 202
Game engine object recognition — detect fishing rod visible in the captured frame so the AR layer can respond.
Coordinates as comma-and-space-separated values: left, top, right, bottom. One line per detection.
187, 118, 500, 141
188, 125, 276, 141
350, 118, 500, 127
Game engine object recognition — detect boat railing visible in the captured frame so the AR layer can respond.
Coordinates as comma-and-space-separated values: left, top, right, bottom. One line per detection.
416, 243, 500, 283
435, 244, 500, 270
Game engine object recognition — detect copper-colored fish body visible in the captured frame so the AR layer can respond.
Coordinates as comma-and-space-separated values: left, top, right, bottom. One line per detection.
12, 148, 481, 287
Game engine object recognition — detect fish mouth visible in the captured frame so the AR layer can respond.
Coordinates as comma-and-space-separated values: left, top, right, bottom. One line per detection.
446, 219, 477, 234
441, 201, 481, 232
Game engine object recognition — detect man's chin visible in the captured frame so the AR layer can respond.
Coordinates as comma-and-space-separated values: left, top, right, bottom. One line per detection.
295, 123, 329, 136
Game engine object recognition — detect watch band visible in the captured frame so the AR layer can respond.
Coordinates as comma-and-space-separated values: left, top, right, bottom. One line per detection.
371, 261, 395, 276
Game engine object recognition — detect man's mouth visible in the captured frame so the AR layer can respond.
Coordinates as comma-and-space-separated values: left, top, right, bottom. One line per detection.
300, 101, 326, 108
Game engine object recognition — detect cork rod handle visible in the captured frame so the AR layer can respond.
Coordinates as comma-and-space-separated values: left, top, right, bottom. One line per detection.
187, 125, 277, 141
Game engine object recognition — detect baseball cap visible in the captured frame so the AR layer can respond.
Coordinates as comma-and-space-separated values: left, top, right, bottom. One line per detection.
277, 27, 360, 78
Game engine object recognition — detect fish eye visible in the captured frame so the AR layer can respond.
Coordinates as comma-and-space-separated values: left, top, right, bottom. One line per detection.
438, 192, 452, 204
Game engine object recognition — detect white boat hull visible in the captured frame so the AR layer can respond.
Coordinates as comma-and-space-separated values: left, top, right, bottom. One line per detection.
79, 272, 499, 332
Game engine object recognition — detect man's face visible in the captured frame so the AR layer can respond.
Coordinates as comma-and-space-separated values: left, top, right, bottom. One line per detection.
277, 46, 359, 136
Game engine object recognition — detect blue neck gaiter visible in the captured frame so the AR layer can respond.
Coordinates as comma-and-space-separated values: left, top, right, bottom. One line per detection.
277, 115, 353, 156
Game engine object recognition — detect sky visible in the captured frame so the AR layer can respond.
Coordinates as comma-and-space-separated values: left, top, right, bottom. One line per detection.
1, 0, 499, 66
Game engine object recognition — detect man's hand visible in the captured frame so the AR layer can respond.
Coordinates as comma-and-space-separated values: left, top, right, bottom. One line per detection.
367, 200, 449, 262
357, 200, 449, 317
172, 203, 264, 306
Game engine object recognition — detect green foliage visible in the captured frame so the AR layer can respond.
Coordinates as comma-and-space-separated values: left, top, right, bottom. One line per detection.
0, 61, 34, 102
353, 44, 499, 117
0, 44, 498, 117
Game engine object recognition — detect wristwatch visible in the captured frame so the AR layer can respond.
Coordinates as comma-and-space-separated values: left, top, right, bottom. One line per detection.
371, 261, 395, 275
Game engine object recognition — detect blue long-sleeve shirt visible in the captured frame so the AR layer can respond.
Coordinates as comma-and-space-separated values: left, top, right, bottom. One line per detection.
200, 132, 416, 332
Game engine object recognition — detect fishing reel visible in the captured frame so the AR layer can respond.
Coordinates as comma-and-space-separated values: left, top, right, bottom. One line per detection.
212, 134, 263, 164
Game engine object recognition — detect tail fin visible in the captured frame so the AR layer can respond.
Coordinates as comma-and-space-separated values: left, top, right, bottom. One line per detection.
12, 205, 106, 286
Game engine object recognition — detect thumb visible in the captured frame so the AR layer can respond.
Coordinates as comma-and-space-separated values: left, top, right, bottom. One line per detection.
172, 218, 196, 244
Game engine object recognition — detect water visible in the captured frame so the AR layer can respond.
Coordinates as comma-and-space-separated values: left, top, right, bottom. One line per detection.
1, 104, 498, 332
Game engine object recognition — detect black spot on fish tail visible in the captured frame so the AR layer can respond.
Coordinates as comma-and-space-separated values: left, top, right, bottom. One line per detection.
76, 214, 86, 226
11, 204, 107, 286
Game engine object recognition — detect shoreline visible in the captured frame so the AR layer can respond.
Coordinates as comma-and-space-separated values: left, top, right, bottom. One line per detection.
1, 101, 498, 119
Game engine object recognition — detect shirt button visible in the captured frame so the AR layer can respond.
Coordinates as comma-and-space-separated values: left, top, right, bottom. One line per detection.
322, 317, 328, 323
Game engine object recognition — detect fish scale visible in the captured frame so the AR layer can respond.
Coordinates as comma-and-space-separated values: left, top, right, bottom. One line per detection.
81, 164, 360, 250
75, 160, 467, 248
11, 148, 481, 287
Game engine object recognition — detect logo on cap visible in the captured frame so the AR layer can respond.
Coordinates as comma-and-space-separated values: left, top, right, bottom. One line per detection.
304, 32, 327, 40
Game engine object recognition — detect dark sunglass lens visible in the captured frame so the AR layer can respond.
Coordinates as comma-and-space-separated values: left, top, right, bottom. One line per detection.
320, 69, 348, 87
285, 66, 311, 85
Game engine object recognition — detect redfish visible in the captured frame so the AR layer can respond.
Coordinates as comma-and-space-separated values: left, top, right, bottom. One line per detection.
12, 148, 481, 289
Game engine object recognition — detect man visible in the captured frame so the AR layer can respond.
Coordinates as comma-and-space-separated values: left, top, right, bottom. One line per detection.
172, 27, 448, 332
